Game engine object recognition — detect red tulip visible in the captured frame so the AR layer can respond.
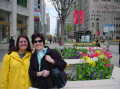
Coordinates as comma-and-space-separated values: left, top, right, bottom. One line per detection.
80, 52, 88, 56
104, 64, 112, 67
104, 51, 112, 58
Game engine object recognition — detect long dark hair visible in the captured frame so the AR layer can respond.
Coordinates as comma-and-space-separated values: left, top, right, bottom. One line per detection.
15, 35, 31, 52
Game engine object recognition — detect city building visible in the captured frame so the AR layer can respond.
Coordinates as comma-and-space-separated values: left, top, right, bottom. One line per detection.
56, 18, 60, 38
0, 0, 34, 43
65, 0, 120, 41
45, 13, 50, 35
34, 0, 46, 34
41, 0, 46, 34
83, 0, 120, 40
34, 0, 41, 33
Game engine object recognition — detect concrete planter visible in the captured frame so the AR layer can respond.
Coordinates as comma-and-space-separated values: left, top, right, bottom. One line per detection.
65, 59, 113, 81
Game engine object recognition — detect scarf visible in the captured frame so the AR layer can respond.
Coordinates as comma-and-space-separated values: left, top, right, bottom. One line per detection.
37, 48, 47, 70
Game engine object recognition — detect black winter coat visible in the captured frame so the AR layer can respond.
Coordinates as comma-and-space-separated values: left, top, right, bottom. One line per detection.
29, 48, 67, 89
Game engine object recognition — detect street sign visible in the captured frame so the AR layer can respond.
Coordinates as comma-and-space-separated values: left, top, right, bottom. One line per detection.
103, 24, 114, 32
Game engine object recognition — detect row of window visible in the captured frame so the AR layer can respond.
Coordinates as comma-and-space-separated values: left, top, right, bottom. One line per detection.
93, 0, 120, 3
90, 17, 100, 21
101, 0, 111, 1
90, 16, 120, 21
114, 0, 120, 3
17, 0, 27, 7
114, 17, 120, 20
93, 0, 111, 2
34, 0, 41, 10
114, 24, 120, 27
91, 23, 120, 28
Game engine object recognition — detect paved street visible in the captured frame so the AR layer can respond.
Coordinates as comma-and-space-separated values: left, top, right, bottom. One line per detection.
0, 44, 8, 62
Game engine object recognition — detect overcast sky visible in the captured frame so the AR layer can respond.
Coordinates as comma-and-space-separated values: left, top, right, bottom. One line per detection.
45, 0, 58, 35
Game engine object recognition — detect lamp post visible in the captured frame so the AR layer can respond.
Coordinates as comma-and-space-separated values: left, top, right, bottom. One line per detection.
119, 40, 120, 67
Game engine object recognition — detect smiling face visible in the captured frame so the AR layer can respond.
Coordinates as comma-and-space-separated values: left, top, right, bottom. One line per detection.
33, 37, 44, 51
18, 37, 28, 52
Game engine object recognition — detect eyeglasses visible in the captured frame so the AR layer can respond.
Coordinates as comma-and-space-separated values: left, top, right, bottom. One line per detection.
34, 40, 43, 43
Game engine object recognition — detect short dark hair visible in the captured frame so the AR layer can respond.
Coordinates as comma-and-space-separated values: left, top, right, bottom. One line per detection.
15, 35, 31, 52
31, 33, 45, 45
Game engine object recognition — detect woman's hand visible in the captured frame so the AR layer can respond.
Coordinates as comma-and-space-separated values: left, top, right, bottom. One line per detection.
32, 47, 35, 53
36, 71, 43, 76
36, 70, 50, 77
45, 55, 55, 64
42, 70, 50, 77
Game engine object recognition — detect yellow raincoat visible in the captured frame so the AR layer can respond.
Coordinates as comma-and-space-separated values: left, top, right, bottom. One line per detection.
0, 51, 31, 89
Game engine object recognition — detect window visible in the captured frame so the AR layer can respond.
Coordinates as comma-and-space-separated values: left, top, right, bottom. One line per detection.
93, 0, 98, 2
17, 0, 27, 7
101, 0, 111, 1
116, 24, 118, 27
114, 0, 120, 3
38, 0, 40, 9
96, 18, 99, 21
92, 22, 94, 27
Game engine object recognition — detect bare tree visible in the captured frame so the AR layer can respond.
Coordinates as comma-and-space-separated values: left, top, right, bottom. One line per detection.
50, 0, 76, 45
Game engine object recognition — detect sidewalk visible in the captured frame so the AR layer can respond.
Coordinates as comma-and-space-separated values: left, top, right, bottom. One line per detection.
0, 49, 8, 62
0, 44, 8, 61
62, 79, 120, 89
101, 43, 119, 67
0, 43, 8, 50
0, 60, 120, 89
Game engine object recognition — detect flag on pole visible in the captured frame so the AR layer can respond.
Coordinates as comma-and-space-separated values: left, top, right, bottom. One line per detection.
73, 9, 79, 24
79, 10, 85, 24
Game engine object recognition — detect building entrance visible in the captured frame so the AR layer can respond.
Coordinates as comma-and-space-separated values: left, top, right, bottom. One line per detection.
17, 24, 27, 36
0, 21, 10, 43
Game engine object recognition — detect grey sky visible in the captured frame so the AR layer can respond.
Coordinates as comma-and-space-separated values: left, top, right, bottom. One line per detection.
45, 0, 58, 35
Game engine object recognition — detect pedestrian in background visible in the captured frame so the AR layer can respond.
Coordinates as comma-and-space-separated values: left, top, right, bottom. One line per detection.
8, 36, 15, 52
104, 40, 110, 51
0, 35, 32, 89
96, 40, 100, 47
49, 37, 52, 44
29, 33, 67, 89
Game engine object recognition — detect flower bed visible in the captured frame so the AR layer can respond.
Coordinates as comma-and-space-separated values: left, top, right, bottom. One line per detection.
55, 47, 88, 59
73, 42, 96, 47
55, 47, 113, 80
66, 62, 113, 81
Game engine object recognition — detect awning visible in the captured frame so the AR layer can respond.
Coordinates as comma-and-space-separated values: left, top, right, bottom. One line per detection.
0, 21, 10, 25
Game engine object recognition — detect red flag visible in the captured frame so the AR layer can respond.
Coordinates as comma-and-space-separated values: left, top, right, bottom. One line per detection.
73, 9, 79, 24
79, 10, 85, 24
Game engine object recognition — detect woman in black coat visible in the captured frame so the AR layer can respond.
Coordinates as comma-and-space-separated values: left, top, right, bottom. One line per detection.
29, 33, 67, 89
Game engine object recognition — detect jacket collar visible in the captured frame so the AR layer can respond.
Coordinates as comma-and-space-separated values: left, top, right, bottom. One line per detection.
9, 51, 31, 63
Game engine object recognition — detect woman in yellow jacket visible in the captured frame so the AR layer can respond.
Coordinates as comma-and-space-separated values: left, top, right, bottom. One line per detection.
0, 35, 32, 89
